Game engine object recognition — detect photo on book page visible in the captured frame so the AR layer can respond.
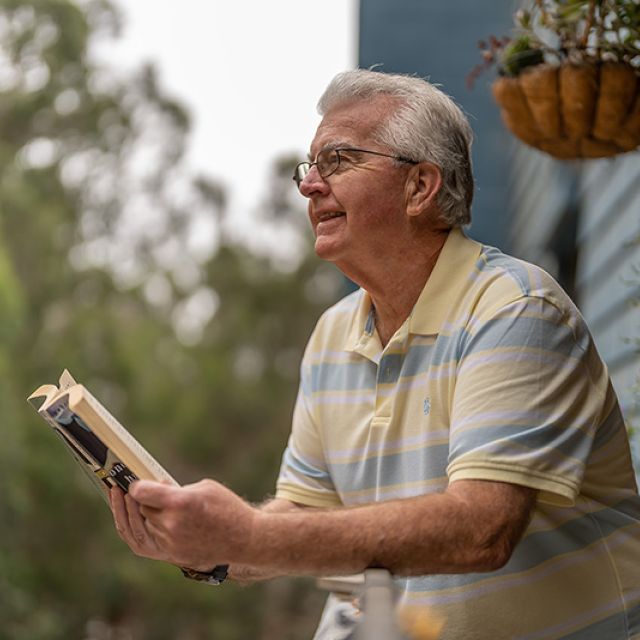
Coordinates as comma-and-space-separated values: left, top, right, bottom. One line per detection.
47, 396, 138, 491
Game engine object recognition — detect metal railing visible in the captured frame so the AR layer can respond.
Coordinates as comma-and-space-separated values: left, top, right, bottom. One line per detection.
317, 569, 443, 640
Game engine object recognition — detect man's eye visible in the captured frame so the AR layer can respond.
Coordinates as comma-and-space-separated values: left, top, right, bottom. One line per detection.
336, 153, 358, 168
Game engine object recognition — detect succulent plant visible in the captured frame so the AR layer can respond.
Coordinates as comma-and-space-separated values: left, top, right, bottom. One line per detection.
469, 0, 640, 87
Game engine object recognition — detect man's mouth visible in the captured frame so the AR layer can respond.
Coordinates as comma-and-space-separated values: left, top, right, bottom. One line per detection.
318, 211, 345, 222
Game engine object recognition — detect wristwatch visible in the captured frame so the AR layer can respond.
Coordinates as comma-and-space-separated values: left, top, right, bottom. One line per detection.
180, 564, 229, 586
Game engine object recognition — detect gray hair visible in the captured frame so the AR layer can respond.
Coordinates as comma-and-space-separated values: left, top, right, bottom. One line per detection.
317, 69, 474, 226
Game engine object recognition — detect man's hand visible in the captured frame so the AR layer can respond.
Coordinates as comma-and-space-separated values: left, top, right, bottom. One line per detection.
109, 479, 258, 571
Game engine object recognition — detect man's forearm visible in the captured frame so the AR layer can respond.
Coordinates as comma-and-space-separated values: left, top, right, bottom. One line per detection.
118, 478, 535, 581
244, 480, 536, 577
229, 497, 313, 584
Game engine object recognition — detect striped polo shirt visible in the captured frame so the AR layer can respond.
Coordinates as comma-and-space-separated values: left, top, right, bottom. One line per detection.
276, 228, 640, 639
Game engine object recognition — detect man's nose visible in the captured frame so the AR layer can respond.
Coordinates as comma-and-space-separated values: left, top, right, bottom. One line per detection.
299, 165, 330, 198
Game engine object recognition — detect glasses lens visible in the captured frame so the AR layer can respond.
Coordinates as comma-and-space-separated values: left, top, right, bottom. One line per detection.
294, 162, 311, 187
316, 149, 339, 178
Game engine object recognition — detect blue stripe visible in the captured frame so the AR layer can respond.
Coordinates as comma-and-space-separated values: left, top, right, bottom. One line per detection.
627, 600, 640, 637
281, 447, 331, 483
592, 403, 627, 452
556, 608, 629, 639
308, 343, 441, 392
308, 310, 584, 395
378, 352, 404, 384
461, 312, 584, 359
594, 496, 640, 526
310, 360, 377, 392
449, 421, 595, 467
327, 444, 450, 491
429, 331, 464, 367
402, 343, 436, 377
404, 498, 640, 593
478, 245, 537, 296
518, 498, 640, 567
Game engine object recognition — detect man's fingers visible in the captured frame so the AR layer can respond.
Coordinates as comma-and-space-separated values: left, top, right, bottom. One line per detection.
109, 486, 170, 563
124, 493, 151, 545
129, 479, 176, 508
144, 518, 169, 552
139, 503, 162, 521
110, 486, 130, 537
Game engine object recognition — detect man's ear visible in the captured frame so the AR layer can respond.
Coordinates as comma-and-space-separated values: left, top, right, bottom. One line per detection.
405, 162, 443, 217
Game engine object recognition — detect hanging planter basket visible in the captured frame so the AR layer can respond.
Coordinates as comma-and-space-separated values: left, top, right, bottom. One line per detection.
492, 61, 640, 159
474, 0, 640, 161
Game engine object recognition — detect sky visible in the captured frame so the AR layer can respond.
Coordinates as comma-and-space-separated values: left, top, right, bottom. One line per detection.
100, 0, 358, 231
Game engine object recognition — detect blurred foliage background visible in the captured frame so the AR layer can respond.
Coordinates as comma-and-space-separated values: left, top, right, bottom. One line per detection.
0, 0, 344, 637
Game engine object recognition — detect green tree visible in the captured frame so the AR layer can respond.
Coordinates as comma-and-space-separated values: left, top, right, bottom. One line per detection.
0, 1, 341, 637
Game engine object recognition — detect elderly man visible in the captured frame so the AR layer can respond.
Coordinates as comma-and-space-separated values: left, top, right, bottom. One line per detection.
111, 70, 640, 640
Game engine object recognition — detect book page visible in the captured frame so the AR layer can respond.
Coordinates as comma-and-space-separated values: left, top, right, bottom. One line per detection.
27, 369, 76, 412
58, 369, 77, 390
69, 386, 176, 485
27, 384, 59, 411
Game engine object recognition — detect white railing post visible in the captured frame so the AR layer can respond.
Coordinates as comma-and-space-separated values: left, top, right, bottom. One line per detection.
355, 569, 406, 640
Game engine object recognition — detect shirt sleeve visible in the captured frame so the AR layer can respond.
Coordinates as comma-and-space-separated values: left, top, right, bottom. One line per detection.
275, 358, 342, 508
446, 294, 607, 506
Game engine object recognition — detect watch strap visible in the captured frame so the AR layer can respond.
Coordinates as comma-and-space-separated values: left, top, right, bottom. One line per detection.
180, 564, 229, 586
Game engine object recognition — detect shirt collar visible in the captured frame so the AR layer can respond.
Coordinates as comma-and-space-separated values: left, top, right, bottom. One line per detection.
345, 227, 482, 350
409, 227, 482, 335
345, 289, 382, 360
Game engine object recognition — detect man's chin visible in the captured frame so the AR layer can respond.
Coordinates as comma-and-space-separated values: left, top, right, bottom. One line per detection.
313, 236, 343, 262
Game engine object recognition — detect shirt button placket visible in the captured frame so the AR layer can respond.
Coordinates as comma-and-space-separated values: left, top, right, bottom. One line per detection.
374, 356, 395, 421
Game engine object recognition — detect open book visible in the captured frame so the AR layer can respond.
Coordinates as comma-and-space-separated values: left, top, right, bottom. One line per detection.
28, 370, 176, 502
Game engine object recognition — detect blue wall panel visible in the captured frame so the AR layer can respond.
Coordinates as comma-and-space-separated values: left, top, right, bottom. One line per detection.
359, 0, 515, 247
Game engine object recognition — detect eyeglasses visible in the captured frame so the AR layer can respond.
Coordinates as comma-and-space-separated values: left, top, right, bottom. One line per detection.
292, 147, 417, 189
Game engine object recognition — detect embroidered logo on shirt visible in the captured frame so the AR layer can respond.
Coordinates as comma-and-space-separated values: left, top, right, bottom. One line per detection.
423, 397, 431, 415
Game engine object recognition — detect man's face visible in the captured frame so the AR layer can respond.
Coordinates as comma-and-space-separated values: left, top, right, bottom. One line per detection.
300, 96, 414, 273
